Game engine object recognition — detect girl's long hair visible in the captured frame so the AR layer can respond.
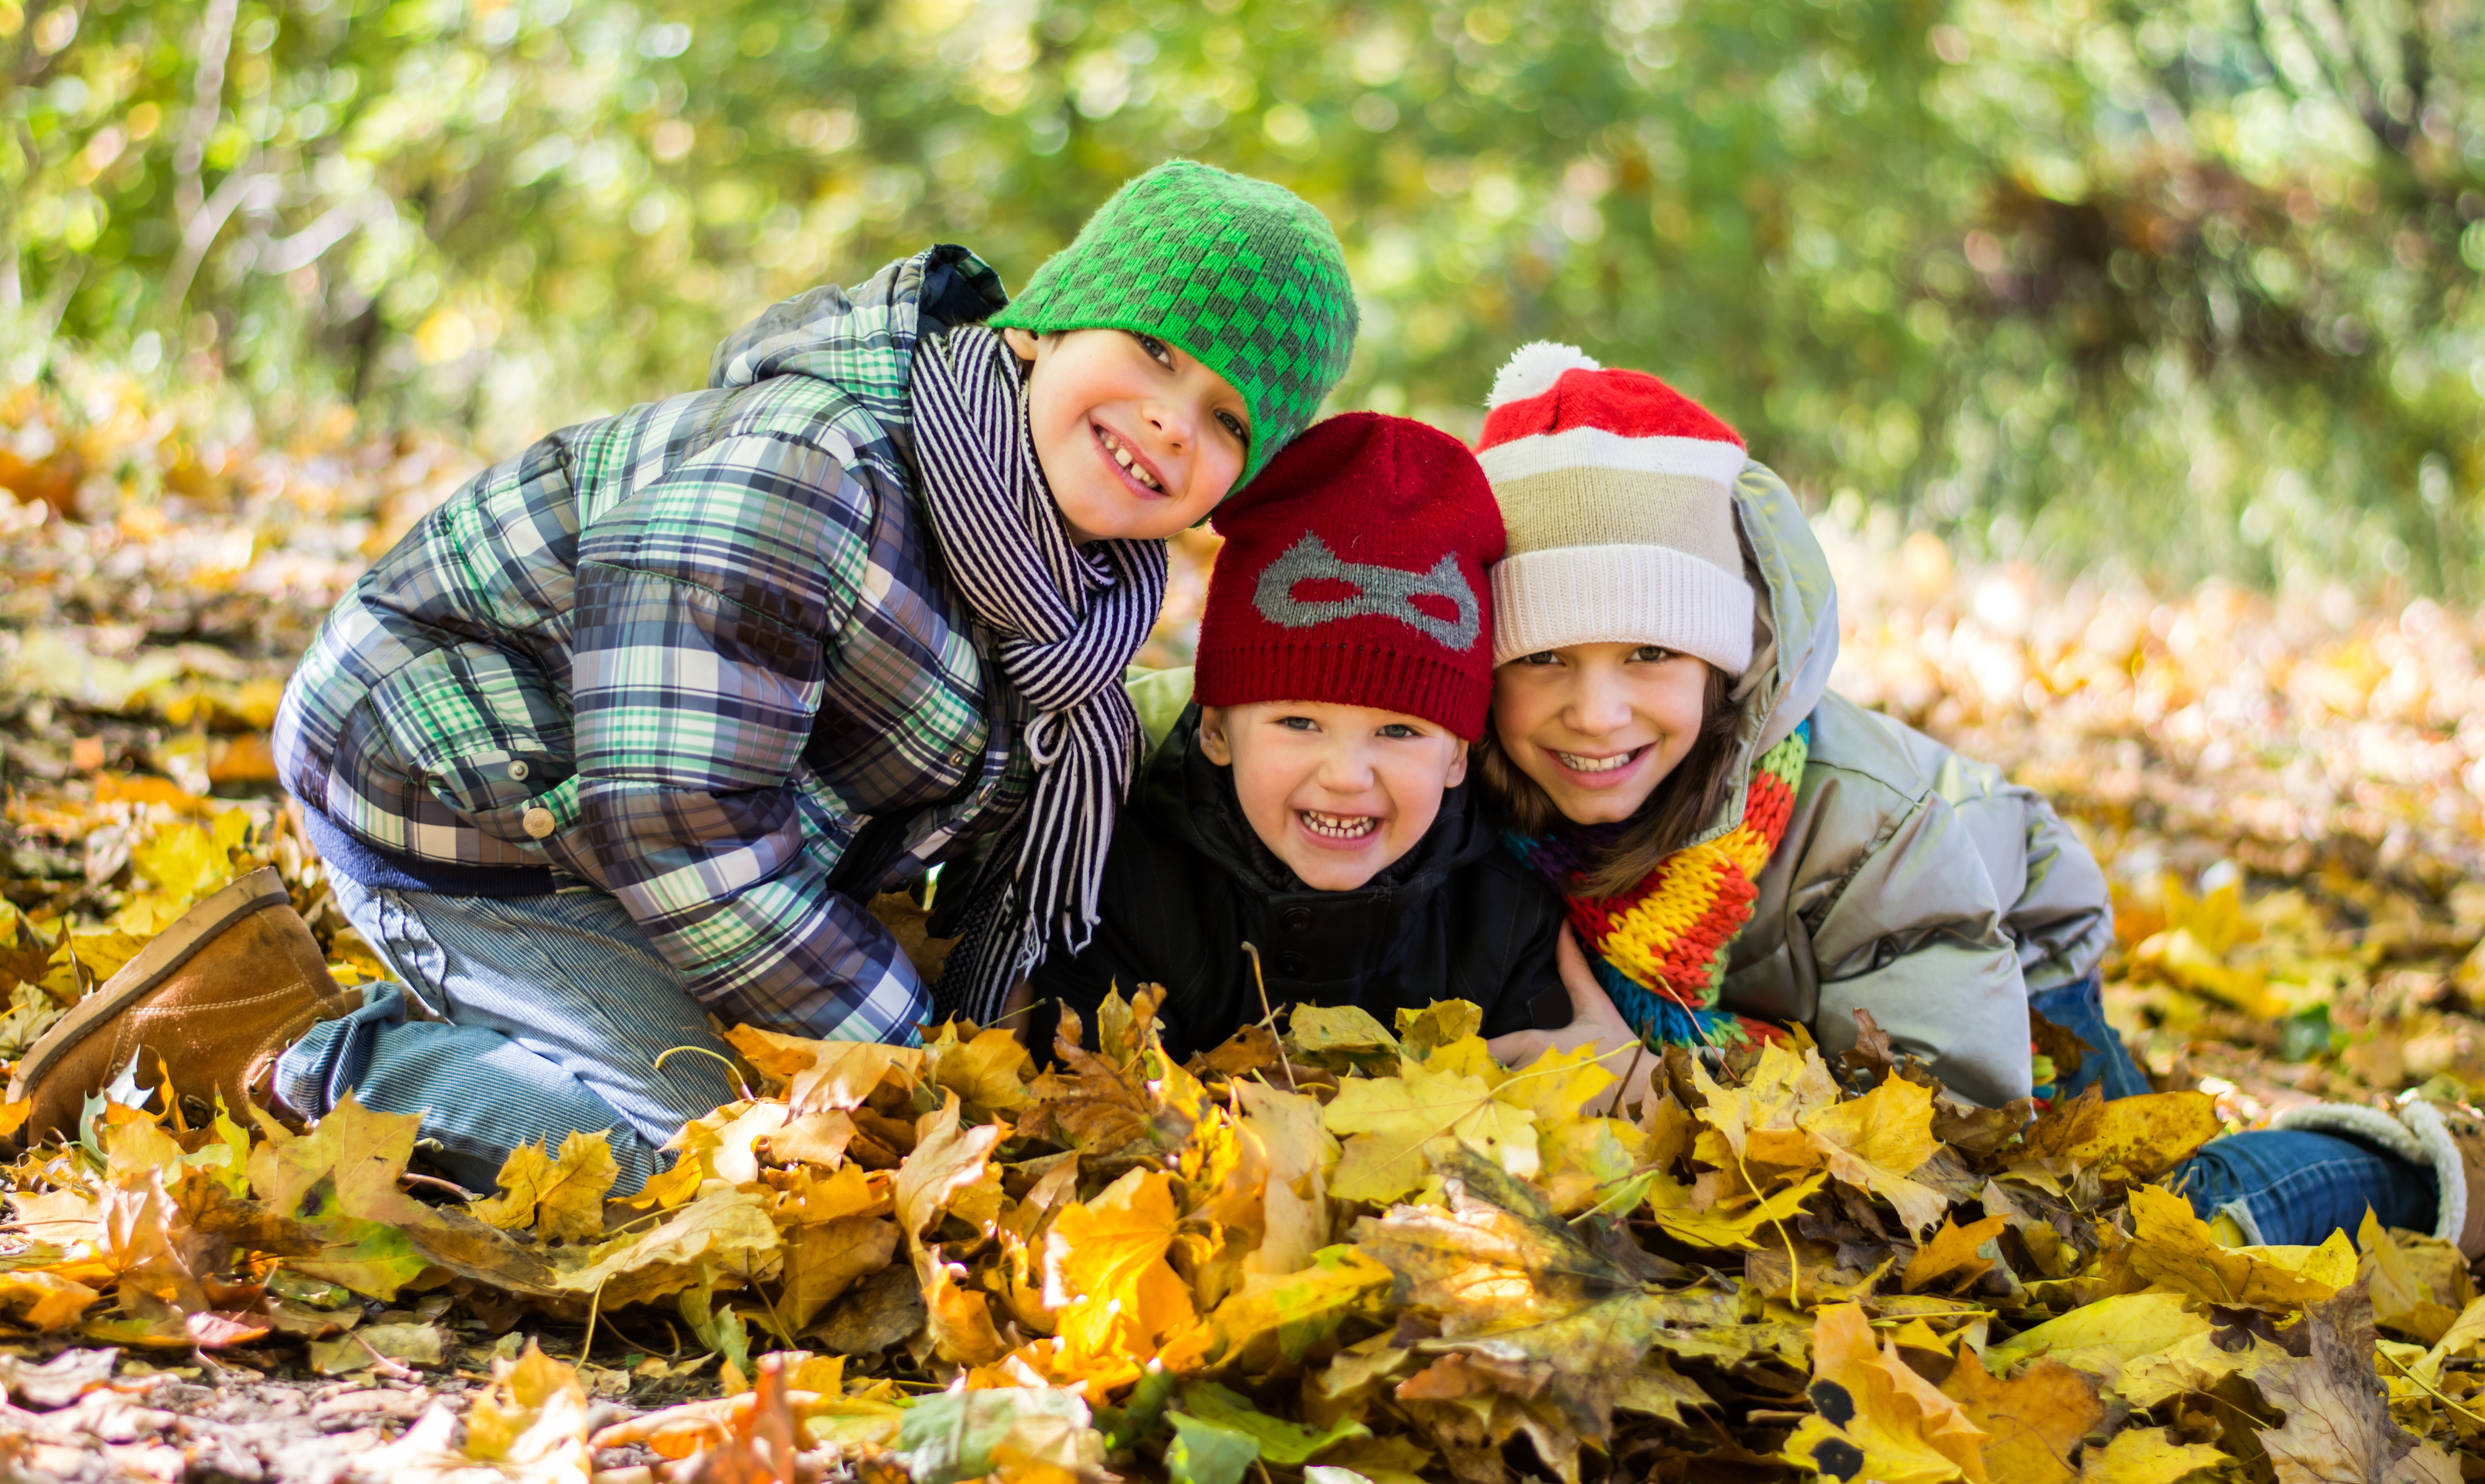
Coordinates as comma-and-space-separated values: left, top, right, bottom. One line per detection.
1477, 660, 1747, 899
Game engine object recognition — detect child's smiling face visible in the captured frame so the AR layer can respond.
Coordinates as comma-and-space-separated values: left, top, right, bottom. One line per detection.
1491, 643, 1713, 824
1199, 700, 1470, 892
1001, 326, 1250, 543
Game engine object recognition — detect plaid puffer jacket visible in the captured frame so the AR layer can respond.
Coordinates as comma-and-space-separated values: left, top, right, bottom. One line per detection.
273, 247, 1029, 1045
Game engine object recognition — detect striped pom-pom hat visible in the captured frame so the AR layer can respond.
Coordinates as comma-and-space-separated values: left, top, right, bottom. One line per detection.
1472, 342, 1755, 673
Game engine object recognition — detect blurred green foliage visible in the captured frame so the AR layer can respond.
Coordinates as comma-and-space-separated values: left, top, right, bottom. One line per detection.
3, 0, 2480, 588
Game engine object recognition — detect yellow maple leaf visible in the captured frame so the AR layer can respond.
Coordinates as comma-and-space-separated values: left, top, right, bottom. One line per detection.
2125, 1183, 2356, 1308
2058, 1092, 2224, 1186
472, 1130, 618, 1242
1938, 1355, 2102, 1484
1982, 1290, 2212, 1376
1537, 1118, 1638, 1215
1781, 1303, 1990, 1484
1644, 1169, 1825, 1250
1042, 1169, 1207, 1386
894, 1091, 1006, 1242
1491, 1042, 1618, 1133
2081, 1426, 2233, 1484
1691, 1041, 1838, 1173
0, 1270, 101, 1331
1323, 1059, 1539, 1205
784, 1041, 926, 1114
925, 1021, 1035, 1117
1207, 1244, 1392, 1372
1799, 1074, 1947, 1236
1395, 1000, 1482, 1056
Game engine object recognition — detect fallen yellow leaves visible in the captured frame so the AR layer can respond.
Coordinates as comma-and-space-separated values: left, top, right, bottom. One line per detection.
5, 905, 2485, 1484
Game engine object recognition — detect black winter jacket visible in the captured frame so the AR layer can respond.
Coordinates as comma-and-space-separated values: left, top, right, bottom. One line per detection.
1026, 704, 1568, 1062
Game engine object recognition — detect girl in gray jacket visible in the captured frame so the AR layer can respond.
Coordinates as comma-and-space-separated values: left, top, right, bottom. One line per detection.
1469, 344, 2108, 1108
1470, 342, 2482, 1260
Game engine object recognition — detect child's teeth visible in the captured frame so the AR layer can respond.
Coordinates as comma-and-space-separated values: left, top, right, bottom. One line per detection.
1303, 810, 1378, 839
1558, 750, 1636, 773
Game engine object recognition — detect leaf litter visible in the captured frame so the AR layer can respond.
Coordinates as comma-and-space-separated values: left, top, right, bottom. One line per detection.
14, 367, 2485, 1484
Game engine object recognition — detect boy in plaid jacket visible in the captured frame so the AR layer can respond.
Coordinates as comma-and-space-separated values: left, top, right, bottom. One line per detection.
10, 163, 1356, 1192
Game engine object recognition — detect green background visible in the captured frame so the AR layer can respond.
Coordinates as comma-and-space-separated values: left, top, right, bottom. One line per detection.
4, 0, 2480, 588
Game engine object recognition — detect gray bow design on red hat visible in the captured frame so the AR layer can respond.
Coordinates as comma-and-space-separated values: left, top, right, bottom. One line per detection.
1252, 532, 1481, 653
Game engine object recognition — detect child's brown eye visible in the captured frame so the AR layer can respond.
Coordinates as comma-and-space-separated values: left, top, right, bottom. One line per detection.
1134, 333, 1174, 367
1217, 410, 1250, 444
1632, 646, 1676, 663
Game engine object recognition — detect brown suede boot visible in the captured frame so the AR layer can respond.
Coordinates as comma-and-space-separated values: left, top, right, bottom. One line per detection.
7, 867, 359, 1142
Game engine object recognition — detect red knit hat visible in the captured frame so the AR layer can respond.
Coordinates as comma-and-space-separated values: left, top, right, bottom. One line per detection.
1473, 343, 1756, 673
1195, 412, 1506, 739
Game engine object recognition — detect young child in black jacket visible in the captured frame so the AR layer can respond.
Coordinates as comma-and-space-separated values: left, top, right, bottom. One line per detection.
1021, 412, 1568, 1059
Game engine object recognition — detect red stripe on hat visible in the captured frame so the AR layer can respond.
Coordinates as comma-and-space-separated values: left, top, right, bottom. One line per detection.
1478, 366, 1744, 451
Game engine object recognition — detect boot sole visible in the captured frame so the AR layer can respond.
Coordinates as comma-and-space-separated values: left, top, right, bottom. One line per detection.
6, 867, 294, 1105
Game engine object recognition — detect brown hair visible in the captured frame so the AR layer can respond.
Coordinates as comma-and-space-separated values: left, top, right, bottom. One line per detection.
1477, 662, 1746, 898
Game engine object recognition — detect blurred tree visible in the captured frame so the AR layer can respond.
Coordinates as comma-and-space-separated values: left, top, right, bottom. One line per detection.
2, 0, 2479, 588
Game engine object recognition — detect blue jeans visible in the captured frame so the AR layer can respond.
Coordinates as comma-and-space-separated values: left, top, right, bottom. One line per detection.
2034, 972, 2438, 1245
274, 876, 741, 1195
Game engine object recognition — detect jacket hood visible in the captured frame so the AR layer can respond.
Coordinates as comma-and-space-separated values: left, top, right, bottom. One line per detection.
1142, 703, 1496, 902
1693, 461, 1841, 845
705, 246, 1010, 455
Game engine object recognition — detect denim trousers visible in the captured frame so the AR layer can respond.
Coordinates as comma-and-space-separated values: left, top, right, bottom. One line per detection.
273, 876, 742, 1195
2031, 973, 2438, 1244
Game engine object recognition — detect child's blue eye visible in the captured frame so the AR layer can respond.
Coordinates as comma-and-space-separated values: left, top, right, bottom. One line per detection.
1631, 645, 1677, 663
1276, 716, 1318, 732
1377, 723, 1418, 739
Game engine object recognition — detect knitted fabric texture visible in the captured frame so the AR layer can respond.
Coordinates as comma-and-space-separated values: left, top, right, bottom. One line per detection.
1474, 342, 1757, 672
988, 160, 1358, 490
1194, 412, 1505, 739
1505, 720, 1811, 1046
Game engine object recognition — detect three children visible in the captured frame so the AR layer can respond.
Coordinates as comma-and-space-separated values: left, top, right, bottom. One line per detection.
17, 158, 2474, 1266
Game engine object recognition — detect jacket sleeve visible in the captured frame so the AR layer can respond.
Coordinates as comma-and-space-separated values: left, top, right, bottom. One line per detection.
1794, 782, 2033, 1108
559, 427, 926, 1045
1862, 711, 2114, 995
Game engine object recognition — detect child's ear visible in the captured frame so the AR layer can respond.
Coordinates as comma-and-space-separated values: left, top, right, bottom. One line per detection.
999, 326, 1042, 363
1198, 707, 1234, 766
1445, 737, 1471, 789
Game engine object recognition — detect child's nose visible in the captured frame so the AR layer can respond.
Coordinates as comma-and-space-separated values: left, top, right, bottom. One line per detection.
1143, 398, 1192, 453
1571, 674, 1633, 734
1315, 743, 1376, 791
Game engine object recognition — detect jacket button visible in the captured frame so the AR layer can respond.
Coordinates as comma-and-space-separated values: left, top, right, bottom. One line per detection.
948, 748, 970, 766
1282, 907, 1313, 935
522, 807, 557, 839
507, 760, 530, 782
1276, 952, 1308, 978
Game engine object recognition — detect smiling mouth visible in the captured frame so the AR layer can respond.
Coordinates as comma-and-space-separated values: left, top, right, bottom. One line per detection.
1094, 423, 1165, 493
1554, 746, 1646, 774
1300, 809, 1380, 841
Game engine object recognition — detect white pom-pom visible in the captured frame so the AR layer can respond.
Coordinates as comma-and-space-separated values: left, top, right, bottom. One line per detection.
1487, 341, 1601, 409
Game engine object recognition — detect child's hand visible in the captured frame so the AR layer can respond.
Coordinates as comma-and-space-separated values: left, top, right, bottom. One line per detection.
1485, 926, 1657, 1117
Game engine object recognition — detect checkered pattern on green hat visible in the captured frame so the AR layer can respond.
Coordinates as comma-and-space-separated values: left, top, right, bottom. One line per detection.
989, 160, 1357, 491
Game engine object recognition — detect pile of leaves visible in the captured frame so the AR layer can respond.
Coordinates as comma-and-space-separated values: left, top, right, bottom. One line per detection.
0, 807, 2482, 1484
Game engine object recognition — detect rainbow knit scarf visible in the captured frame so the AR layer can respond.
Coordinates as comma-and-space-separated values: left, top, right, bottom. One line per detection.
1505, 721, 1811, 1047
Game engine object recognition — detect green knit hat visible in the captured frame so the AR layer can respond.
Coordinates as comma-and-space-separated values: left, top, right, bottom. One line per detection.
989, 160, 1358, 492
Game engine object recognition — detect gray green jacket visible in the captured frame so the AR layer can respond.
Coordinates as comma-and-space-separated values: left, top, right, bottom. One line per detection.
1705, 465, 2111, 1106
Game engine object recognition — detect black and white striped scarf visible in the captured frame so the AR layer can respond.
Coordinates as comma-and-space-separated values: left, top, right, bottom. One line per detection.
911, 324, 1168, 1024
